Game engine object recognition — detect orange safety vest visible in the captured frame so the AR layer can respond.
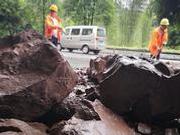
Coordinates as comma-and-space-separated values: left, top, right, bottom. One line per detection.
148, 27, 168, 56
44, 14, 62, 41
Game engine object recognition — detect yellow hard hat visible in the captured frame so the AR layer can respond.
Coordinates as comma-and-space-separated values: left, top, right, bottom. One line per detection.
160, 18, 169, 26
49, 4, 58, 12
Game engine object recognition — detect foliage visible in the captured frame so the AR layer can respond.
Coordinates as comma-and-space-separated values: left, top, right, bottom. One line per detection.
0, 0, 179, 49
0, 0, 22, 35
63, 0, 115, 26
168, 25, 180, 47
108, 0, 152, 47
150, 0, 180, 24
94, 0, 115, 26
150, 0, 180, 47
21, 0, 62, 33
0, 0, 63, 36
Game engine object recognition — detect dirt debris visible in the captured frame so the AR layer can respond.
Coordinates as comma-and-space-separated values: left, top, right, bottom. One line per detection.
0, 30, 180, 135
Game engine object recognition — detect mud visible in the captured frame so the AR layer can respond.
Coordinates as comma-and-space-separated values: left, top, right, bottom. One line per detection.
0, 30, 180, 135
50, 101, 135, 135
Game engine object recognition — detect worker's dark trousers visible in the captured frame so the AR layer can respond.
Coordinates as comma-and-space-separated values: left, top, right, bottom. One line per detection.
150, 53, 160, 60
51, 36, 58, 46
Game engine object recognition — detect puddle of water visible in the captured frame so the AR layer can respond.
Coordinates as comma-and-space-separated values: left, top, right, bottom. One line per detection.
93, 100, 136, 135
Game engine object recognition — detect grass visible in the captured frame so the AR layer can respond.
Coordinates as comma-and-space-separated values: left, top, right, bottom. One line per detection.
164, 46, 180, 54
106, 45, 180, 54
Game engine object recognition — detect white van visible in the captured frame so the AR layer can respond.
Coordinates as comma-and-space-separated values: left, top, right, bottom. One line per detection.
60, 25, 106, 54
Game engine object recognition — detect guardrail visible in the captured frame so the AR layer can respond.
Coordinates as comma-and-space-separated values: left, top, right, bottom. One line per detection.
106, 47, 180, 55
103, 48, 180, 61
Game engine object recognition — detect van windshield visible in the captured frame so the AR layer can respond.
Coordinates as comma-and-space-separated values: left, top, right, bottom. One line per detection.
97, 28, 105, 37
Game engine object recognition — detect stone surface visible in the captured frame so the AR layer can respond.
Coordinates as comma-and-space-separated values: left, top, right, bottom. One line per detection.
49, 100, 136, 135
0, 30, 78, 121
89, 55, 180, 124
0, 119, 47, 135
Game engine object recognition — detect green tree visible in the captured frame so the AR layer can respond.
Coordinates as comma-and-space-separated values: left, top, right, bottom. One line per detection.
63, 0, 115, 26
21, 0, 53, 33
113, 0, 151, 47
150, 0, 180, 24
150, 0, 180, 47
0, 0, 63, 36
0, 0, 22, 35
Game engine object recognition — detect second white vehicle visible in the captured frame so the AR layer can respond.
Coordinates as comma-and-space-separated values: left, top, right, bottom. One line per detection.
60, 25, 106, 54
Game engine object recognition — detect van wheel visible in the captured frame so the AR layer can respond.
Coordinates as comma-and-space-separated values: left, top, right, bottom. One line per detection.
93, 50, 100, 55
68, 49, 73, 52
82, 45, 89, 54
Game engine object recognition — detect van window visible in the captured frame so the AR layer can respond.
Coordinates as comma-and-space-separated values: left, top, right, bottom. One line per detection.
65, 28, 70, 35
71, 29, 80, 35
97, 29, 105, 37
82, 29, 92, 35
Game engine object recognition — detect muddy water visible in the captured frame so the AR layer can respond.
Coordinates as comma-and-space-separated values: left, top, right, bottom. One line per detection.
93, 100, 136, 135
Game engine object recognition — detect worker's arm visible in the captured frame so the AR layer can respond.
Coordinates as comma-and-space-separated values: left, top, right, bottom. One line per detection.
57, 16, 64, 32
56, 16, 62, 23
45, 16, 58, 29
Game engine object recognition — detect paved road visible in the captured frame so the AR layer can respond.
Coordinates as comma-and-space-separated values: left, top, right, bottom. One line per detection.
61, 50, 97, 68
61, 49, 180, 68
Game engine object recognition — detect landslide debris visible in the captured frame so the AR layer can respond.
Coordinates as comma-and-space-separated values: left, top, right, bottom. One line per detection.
88, 55, 180, 125
0, 30, 180, 135
0, 30, 78, 121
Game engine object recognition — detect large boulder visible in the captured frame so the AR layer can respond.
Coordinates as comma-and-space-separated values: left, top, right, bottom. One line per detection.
0, 30, 78, 121
39, 76, 100, 126
0, 119, 47, 135
88, 55, 180, 124
48, 72, 135, 135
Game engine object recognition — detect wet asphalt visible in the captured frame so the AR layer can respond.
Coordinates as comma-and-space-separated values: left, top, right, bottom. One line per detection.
61, 49, 180, 68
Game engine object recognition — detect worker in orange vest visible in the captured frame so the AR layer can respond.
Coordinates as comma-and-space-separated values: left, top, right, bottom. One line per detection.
148, 18, 169, 60
45, 4, 62, 47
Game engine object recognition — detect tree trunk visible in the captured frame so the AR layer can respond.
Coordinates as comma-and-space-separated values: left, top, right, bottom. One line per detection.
42, 0, 46, 35
90, 10, 95, 25
90, 0, 96, 25
83, 2, 87, 25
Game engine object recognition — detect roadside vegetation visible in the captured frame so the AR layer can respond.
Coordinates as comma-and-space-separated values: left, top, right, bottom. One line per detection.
0, 0, 179, 52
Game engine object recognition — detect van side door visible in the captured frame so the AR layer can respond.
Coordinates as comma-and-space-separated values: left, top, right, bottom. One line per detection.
80, 28, 93, 49
70, 28, 81, 49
